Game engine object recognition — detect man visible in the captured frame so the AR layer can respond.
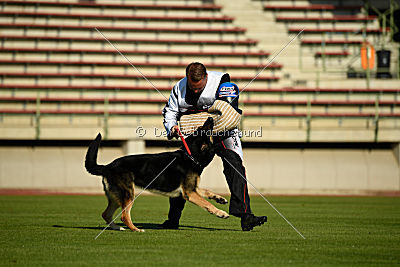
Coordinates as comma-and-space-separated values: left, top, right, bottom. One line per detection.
162, 62, 267, 231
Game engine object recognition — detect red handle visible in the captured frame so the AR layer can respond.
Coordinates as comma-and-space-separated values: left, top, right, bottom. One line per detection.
176, 127, 191, 156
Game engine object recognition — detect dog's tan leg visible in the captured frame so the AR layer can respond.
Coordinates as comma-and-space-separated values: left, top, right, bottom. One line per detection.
120, 185, 144, 233
182, 173, 228, 218
120, 199, 144, 232
102, 198, 125, 231
197, 188, 228, 205
183, 190, 229, 219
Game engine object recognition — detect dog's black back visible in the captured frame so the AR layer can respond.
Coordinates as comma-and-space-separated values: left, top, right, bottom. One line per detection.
85, 117, 216, 195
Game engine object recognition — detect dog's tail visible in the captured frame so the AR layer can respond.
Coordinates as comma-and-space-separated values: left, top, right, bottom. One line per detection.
85, 133, 105, 176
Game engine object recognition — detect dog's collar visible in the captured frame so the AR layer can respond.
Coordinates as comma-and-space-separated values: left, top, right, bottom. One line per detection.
181, 149, 204, 171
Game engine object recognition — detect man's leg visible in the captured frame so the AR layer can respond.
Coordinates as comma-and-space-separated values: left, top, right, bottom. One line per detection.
161, 194, 186, 229
218, 148, 252, 216
218, 132, 267, 231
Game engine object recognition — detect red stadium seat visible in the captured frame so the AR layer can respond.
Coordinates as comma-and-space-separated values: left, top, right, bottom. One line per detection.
0, 109, 161, 116
0, 96, 167, 104
0, 72, 280, 81
1, 108, 398, 118
264, 5, 363, 11
315, 51, 350, 57
0, 84, 172, 92
277, 16, 377, 22
301, 40, 364, 45
0, 35, 258, 47
289, 28, 383, 34
0, 47, 271, 58
2, 96, 398, 107
0, 11, 234, 23
2, 0, 222, 11
0, 23, 246, 34
244, 99, 400, 106
0, 84, 398, 94
244, 112, 400, 118
0, 59, 282, 70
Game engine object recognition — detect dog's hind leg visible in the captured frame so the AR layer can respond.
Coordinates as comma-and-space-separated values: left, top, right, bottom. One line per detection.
120, 186, 144, 232
197, 188, 228, 205
102, 196, 125, 231
121, 199, 144, 232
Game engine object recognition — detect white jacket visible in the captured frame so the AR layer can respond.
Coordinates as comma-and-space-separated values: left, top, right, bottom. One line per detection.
162, 71, 226, 134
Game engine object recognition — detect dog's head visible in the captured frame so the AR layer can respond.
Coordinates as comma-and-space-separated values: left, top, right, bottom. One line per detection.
183, 117, 217, 168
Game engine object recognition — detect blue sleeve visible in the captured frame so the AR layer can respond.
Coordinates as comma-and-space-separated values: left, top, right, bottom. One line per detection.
216, 82, 241, 114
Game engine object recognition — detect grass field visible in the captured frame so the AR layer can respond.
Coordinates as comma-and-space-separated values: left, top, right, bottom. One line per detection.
0, 194, 399, 266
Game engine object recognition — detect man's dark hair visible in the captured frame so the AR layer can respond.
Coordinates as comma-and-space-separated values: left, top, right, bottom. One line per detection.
186, 62, 207, 82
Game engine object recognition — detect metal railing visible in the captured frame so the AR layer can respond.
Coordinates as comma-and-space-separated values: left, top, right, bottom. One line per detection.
18, 91, 392, 142
298, 0, 400, 88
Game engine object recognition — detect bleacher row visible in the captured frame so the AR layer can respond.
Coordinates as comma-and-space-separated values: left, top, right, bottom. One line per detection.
0, 0, 398, 141
260, 0, 385, 67
1, 94, 399, 113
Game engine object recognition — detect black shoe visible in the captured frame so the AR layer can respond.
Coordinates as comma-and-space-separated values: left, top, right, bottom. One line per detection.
241, 214, 267, 231
160, 220, 179, 229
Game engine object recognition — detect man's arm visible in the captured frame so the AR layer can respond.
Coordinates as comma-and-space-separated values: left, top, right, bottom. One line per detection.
215, 74, 241, 114
218, 73, 231, 87
162, 85, 180, 137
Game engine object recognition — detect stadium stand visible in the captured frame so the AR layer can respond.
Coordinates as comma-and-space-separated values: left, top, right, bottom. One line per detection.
260, 0, 384, 68
0, 0, 399, 194
0, 0, 398, 143
0, 34, 259, 52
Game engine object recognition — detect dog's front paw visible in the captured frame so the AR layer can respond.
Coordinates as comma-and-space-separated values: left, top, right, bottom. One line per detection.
215, 209, 229, 219
109, 225, 125, 231
214, 196, 228, 205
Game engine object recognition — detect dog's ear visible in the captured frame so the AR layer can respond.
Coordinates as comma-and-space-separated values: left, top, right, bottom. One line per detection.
201, 117, 214, 131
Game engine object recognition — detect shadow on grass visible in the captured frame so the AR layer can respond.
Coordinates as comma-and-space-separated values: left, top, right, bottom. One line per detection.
52, 223, 239, 232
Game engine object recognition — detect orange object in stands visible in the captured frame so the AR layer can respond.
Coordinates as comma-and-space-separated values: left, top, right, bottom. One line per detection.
361, 43, 375, 70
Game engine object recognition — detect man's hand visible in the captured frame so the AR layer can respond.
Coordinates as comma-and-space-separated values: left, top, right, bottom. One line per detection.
168, 125, 179, 140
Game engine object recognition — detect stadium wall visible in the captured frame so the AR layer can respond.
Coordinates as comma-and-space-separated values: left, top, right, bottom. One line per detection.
0, 143, 399, 195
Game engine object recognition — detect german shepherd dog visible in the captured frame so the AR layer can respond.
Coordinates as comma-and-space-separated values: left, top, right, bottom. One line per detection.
85, 118, 229, 232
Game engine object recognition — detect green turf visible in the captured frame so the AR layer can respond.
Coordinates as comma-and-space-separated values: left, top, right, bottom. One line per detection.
0, 194, 399, 266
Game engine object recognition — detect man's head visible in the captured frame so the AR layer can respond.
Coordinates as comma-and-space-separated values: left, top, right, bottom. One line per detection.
186, 62, 208, 94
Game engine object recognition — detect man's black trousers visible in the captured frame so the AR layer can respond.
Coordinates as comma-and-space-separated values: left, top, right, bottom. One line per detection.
166, 148, 252, 224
